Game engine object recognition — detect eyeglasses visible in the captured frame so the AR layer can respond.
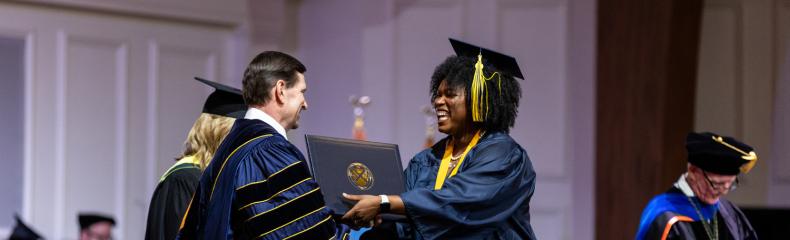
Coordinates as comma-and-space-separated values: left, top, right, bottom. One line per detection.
702, 171, 738, 192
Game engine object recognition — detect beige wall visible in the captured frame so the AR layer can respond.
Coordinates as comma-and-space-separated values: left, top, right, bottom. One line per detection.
695, 0, 788, 207
768, 1, 790, 206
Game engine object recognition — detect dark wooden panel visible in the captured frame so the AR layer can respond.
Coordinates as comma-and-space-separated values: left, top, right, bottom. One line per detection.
595, 0, 703, 239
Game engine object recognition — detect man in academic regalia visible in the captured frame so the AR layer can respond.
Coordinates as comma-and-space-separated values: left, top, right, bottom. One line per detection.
144, 78, 245, 240
78, 213, 115, 240
177, 51, 350, 239
636, 132, 758, 240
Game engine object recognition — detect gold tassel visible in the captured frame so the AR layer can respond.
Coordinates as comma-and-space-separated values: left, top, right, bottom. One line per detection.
712, 136, 758, 173
471, 53, 502, 122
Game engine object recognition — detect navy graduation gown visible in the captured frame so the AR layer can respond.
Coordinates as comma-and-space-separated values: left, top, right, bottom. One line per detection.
399, 131, 537, 240
178, 119, 349, 240
145, 159, 201, 240
636, 187, 757, 240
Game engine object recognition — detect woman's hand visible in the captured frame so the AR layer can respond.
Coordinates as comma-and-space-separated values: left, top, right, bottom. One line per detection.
341, 193, 383, 228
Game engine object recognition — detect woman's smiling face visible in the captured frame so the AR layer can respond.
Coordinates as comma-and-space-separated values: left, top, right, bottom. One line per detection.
433, 80, 469, 136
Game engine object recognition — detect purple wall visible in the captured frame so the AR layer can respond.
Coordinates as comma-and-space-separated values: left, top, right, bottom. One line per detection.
0, 36, 25, 228
283, 1, 598, 239
292, 0, 366, 150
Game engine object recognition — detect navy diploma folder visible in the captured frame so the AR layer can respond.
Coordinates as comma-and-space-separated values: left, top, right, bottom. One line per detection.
304, 135, 405, 216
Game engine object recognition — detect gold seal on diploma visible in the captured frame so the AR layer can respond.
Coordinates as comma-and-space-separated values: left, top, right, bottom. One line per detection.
347, 162, 374, 190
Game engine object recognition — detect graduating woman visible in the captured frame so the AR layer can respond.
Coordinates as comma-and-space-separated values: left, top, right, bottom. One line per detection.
343, 39, 537, 240
144, 78, 245, 240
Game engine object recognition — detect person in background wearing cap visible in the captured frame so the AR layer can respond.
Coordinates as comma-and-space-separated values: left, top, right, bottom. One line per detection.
144, 78, 245, 240
342, 39, 537, 239
177, 51, 350, 239
636, 132, 758, 240
78, 213, 115, 240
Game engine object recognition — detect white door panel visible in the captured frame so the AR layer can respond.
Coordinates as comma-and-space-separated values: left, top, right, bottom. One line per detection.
0, 2, 237, 239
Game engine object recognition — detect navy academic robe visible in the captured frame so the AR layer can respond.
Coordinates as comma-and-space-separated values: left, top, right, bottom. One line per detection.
177, 119, 349, 240
399, 131, 537, 240
636, 187, 757, 240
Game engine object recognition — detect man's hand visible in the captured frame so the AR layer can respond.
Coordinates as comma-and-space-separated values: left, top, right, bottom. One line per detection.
341, 193, 384, 228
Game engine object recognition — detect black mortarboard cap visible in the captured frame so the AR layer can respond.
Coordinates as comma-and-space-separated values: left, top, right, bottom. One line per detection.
78, 213, 115, 230
686, 132, 758, 175
194, 77, 247, 119
449, 38, 524, 79
9, 215, 43, 240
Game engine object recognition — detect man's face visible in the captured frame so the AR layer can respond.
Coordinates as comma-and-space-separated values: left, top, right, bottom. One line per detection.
80, 222, 113, 240
280, 73, 308, 130
689, 166, 737, 205
433, 80, 469, 136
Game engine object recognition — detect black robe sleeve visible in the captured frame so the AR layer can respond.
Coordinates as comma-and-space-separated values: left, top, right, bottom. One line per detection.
145, 166, 201, 240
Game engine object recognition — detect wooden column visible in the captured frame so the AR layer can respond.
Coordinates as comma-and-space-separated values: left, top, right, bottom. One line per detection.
595, 0, 704, 239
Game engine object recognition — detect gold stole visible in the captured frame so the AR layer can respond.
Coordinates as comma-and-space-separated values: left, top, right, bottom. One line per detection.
434, 131, 482, 190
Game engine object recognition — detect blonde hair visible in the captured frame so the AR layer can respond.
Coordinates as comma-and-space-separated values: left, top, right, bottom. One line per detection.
178, 113, 236, 170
